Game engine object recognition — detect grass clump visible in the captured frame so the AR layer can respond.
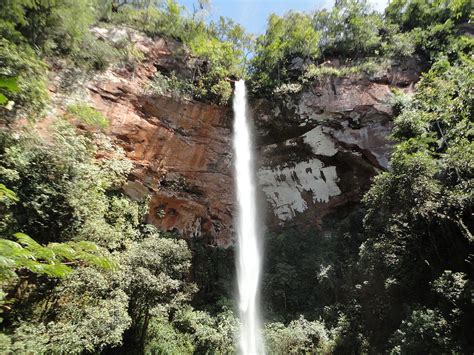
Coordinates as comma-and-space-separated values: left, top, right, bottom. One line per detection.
66, 104, 109, 129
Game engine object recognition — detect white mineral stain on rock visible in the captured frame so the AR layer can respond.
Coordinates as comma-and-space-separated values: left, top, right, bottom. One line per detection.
257, 159, 341, 221
302, 126, 338, 156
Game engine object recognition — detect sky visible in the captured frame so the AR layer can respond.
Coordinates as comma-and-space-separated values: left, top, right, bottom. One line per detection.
176, 0, 389, 35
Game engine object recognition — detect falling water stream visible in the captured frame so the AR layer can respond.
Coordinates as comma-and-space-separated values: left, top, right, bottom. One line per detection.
233, 80, 264, 354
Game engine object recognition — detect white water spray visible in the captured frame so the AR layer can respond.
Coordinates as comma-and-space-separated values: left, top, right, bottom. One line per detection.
233, 80, 264, 355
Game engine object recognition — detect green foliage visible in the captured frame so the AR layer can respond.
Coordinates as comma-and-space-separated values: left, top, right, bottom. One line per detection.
0, 120, 207, 353
300, 58, 390, 84
0, 121, 141, 249
249, 0, 472, 96
67, 103, 110, 129
144, 306, 239, 355
109, 0, 252, 105
250, 12, 320, 95
356, 55, 473, 352
119, 231, 196, 349
147, 71, 202, 101
0, 0, 115, 120
385, 0, 472, 32
0, 0, 95, 54
0, 78, 18, 107
172, 306, 238, 354
3, 266, 131, 354
257, 12, 473, 351
0, 1, 146, 121
43, 266, 131, 353
0, 39, 48, 119
145, 314, 195, 355
262, 218, 364, 322
122, 234, 195, 315
189, 34, 236, 104
210, 16, 254, 68
249, 0, 389, 95
111, 0, 187, 41
383, 1, 473, 63
381, 26, 420, 58
73, 33, 120, 71
0, 232, 112, 280
389, 88, 412, 116
0, 1, 473, 353
264, 316, 337, 354
313, 0, 382, 58
0, 184, 18, 203
389, 308, 460, 354
0, 0, 251, 108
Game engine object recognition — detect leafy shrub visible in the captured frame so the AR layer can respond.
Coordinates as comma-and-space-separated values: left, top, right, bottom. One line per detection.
145, 315, 194, 355
250, 12, 320, 95
189, 34, 240, 104
111, 1, 187, 41
0, 121, 139, 248
208, 79, 233, 106
0, 232, 112, 280
264, 316, 337, 354
385, 0, 472, 32
110, 1, 250, 106
66, 103, 109, 129
0, 120, 204, 353
119, 232, 197, 348
0, 78, 18, 108
147, 71, 200, 101
382, 28, 420, 58
2, 266, 131, 354
0, 0, 94, 55
72, 33, 120, 71
115, 36, 145, 72
273, 83, 303, 99
173, 307, 238, 354
0, 39, 48, 119
389, 88, 412, 116
389, 308, 459, 354
313, 0, 383, 58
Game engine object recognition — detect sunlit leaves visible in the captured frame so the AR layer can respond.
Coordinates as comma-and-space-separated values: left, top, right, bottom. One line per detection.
0, 232, 112, 280
0, 184, 18, 203
0, 77, 18, 106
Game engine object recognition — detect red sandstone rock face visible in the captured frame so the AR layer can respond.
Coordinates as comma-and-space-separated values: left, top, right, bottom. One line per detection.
103, 93, 234, 246
50, 28, 235, 246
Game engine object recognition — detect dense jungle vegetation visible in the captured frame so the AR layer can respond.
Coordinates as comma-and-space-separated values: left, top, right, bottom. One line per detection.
0, 0, 473, 353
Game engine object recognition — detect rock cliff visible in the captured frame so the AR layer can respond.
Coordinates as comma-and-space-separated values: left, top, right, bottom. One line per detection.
48, 28, 420, 245
253, 65, 419, 232
49, 27, 235, 246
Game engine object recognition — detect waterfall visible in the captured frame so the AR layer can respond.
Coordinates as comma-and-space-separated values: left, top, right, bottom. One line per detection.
232, 80, 264, 355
